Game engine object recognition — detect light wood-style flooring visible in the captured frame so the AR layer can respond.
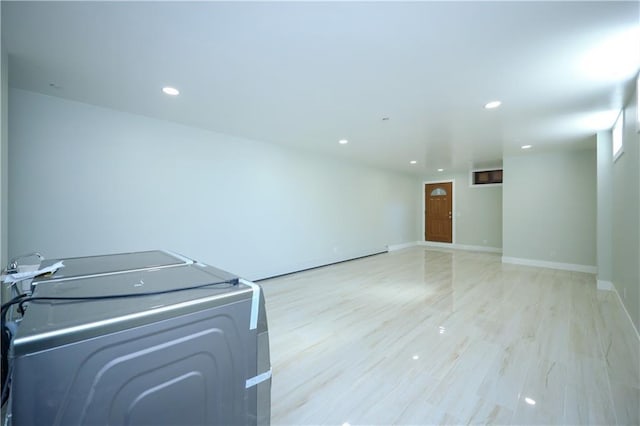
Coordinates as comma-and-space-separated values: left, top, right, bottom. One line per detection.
260, 247, 640, 425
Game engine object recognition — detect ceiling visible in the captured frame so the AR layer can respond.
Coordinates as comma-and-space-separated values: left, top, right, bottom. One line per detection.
3, 1, 639, 174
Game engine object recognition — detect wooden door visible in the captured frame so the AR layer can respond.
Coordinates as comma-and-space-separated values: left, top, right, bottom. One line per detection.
425, 182, 452, 243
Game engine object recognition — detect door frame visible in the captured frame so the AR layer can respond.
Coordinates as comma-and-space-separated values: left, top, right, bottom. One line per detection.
422, 179, 456, 244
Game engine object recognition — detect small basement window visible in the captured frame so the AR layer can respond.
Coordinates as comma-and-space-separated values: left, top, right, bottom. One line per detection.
471, 169, 503, 186
612, 111, 623, 162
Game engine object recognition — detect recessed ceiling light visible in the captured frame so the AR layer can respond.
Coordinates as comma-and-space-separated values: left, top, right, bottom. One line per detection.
338, 139, 348, 145
412, 355, 420, 360
410, 160, 417, 164
484, 101, 502, 109
524, 397, 536, 406
521, 145, 532, 150
437, 168, 444, 172
162, 86, 180, 96
382, 117, 390, 121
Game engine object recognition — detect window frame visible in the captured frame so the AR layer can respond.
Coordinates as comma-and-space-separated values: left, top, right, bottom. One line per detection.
468, 167, 503, 188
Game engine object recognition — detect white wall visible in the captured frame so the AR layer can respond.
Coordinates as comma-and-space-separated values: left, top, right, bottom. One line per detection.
455, 174, 502, 249
8, 89, 421, 280
611, 84, 639, 332
596, 131, 613, 284
422, 171, 502, 250
503, 148, 597, 269
1, 5, 8, 304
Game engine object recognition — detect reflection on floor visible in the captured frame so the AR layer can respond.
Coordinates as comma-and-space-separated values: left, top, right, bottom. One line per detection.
260, 247, 639, 425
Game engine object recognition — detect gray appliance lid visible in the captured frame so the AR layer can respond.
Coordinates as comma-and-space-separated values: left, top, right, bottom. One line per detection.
34, 250, 193, 283
13, 263, 251, 355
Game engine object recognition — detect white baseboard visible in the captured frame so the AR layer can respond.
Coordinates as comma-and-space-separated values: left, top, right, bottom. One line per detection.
419, 241, 502, 254
252, 247, 386, 281
387, 241, 420, 252
611, 284, 640, 342
501, 256, 597, 274
575, 279, 638, 341
453, 243, 502, 254
597, 280, 614, 291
